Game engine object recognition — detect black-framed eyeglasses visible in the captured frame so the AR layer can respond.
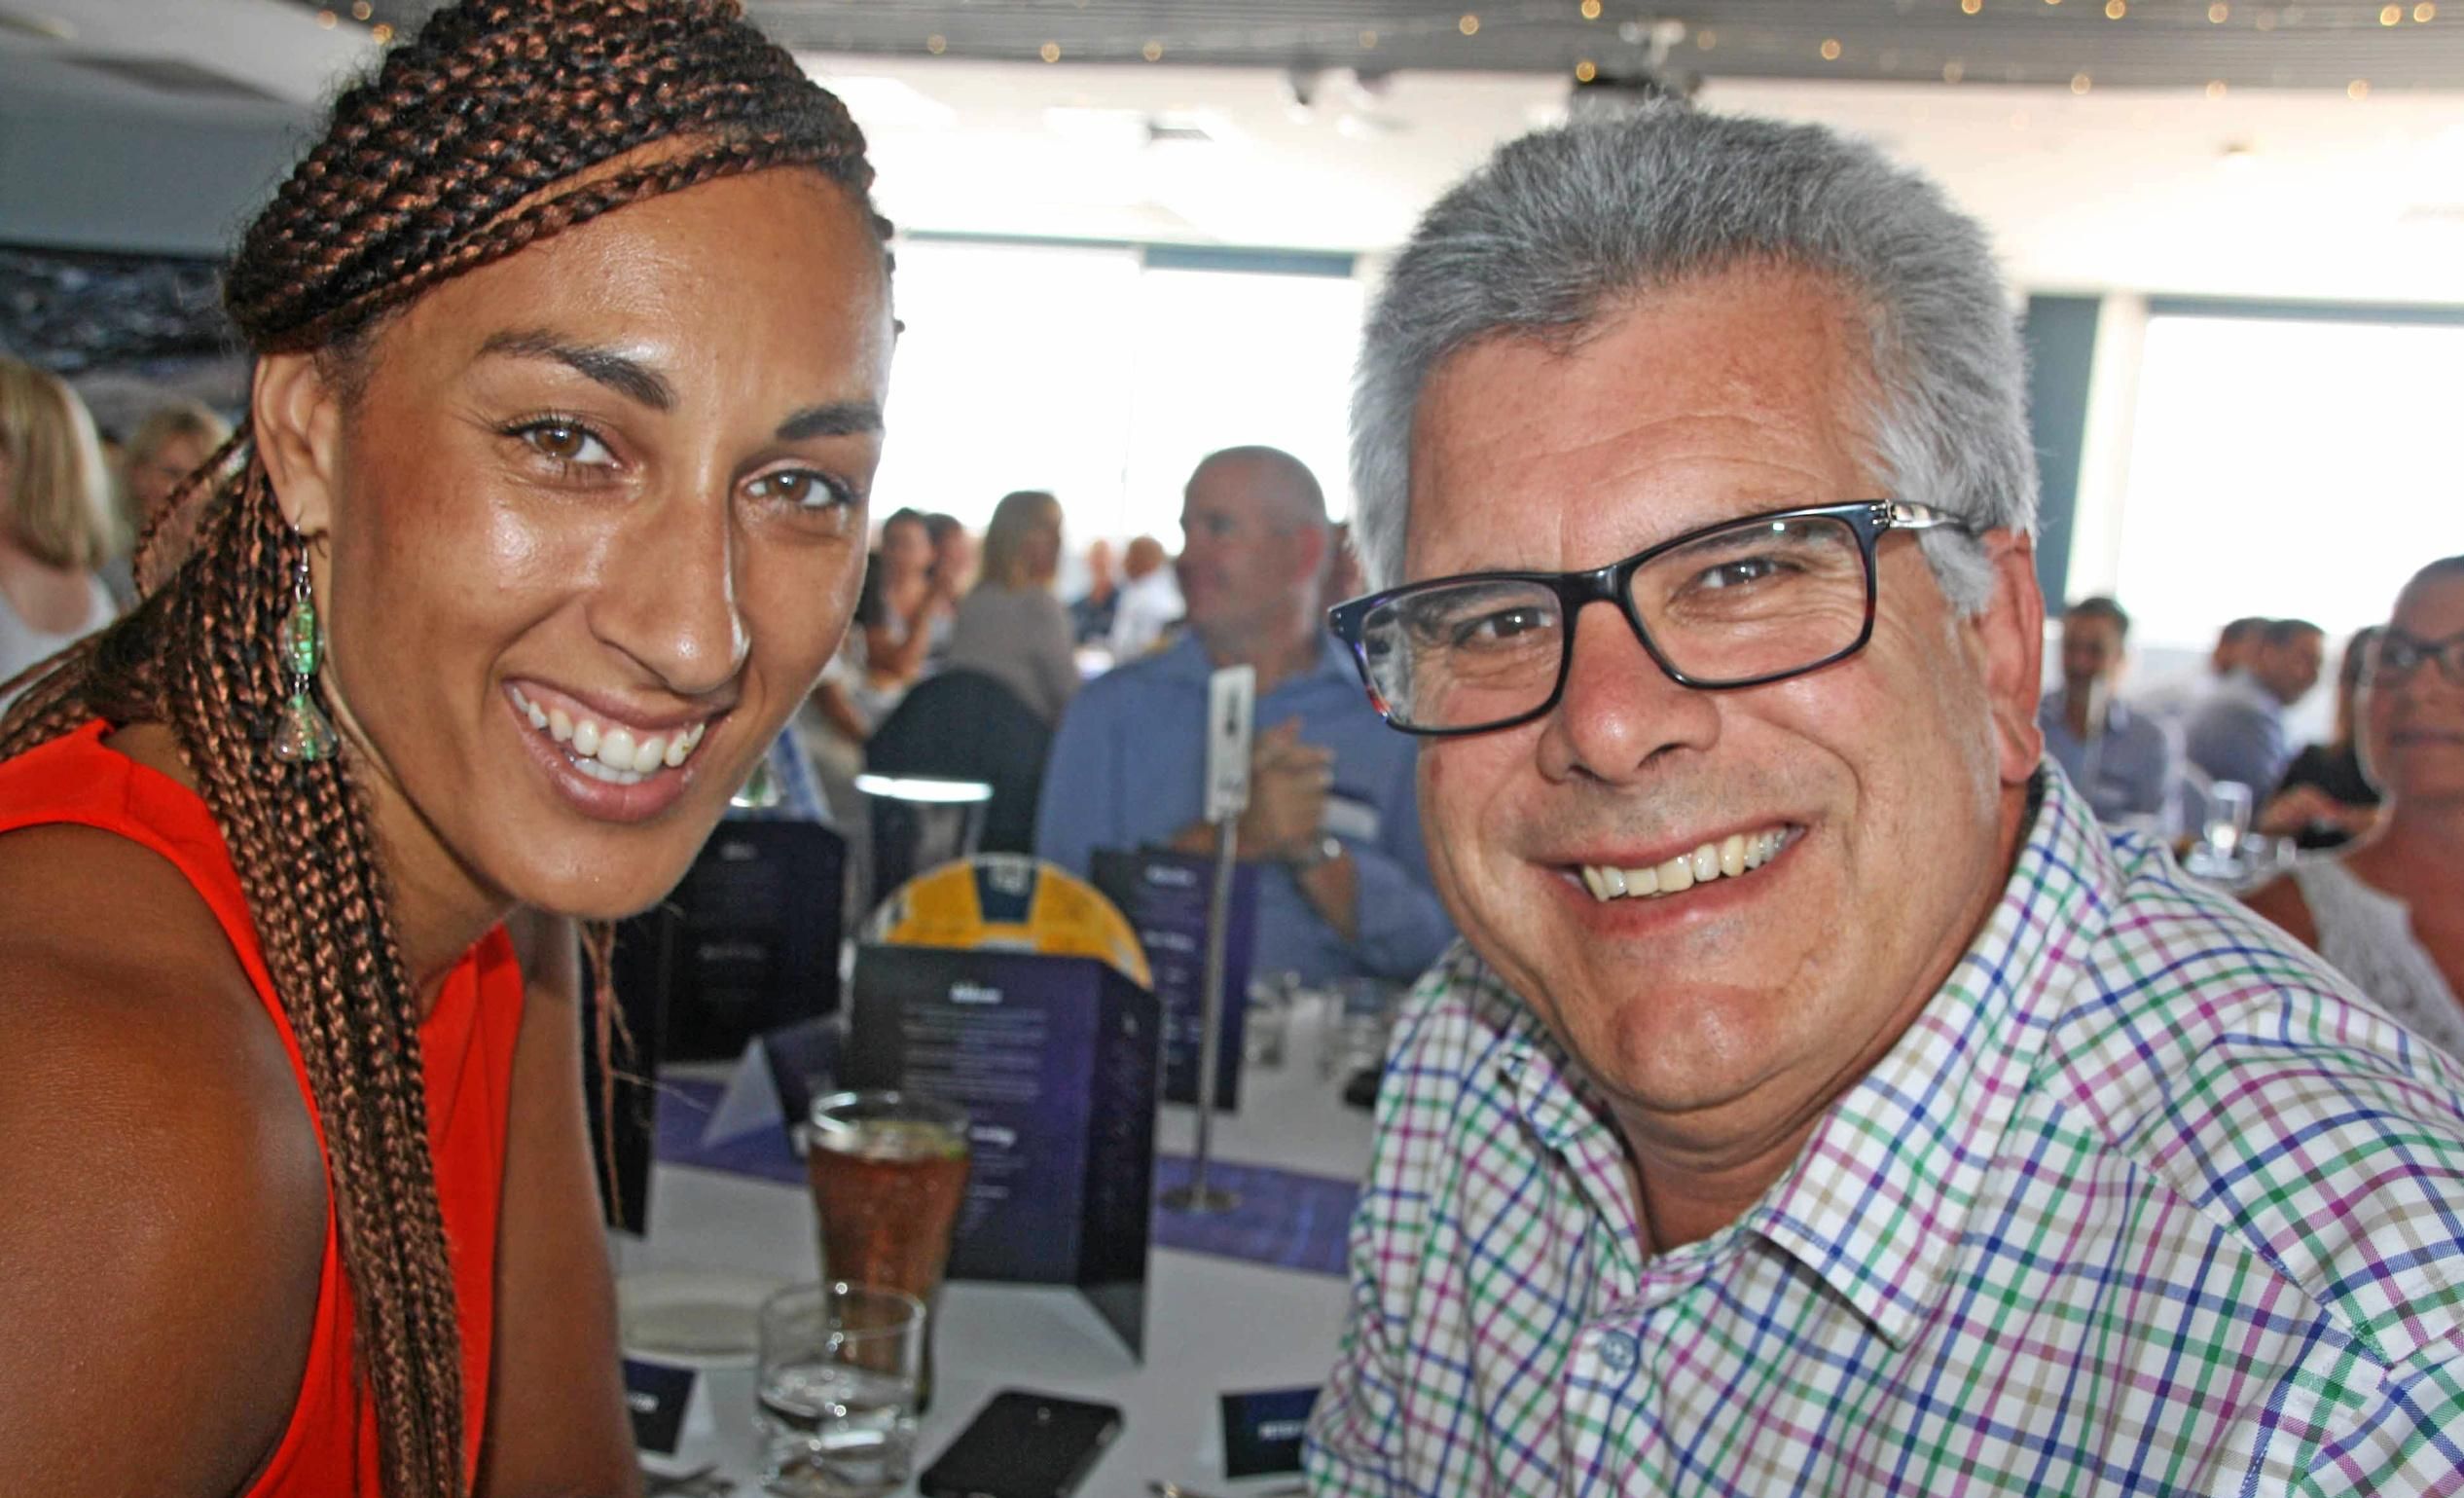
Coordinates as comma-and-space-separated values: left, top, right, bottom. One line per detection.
2372, 627, 2464, 688
1326, 500, 1970, 737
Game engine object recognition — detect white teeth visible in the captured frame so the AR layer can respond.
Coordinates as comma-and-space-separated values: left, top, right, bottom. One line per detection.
571, 753, 647, 786
597, 725, 634, 771
1579, 827, 1793, 903
514, 688, 712, 780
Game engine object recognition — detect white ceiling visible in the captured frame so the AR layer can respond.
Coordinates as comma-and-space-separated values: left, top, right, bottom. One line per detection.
2, 0, 2460, 304
815, 52, 2464, 304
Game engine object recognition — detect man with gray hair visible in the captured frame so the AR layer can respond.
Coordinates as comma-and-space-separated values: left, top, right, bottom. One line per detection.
1308, 106, 2464, 1495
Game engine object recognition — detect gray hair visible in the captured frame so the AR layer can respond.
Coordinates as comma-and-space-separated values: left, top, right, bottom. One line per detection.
1352, 104, 2036, 613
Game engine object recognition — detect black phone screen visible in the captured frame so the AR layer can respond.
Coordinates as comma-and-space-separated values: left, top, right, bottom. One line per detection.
918, 1390, 1125, 1498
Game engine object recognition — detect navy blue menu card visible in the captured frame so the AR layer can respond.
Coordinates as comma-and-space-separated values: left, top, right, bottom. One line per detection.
844, 943, 1161, 1359
1089, 847, 1258, 1111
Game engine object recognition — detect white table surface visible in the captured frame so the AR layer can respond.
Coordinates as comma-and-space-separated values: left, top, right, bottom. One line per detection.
615, 991, 1375, 1496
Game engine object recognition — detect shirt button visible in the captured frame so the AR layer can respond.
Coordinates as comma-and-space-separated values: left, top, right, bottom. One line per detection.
1597, 1331, 1639, 1372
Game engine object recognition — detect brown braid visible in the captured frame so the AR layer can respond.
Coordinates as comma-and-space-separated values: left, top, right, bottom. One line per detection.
0, 4, 888, 1495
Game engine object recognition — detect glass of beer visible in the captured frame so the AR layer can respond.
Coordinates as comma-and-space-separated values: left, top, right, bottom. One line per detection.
804, 1090, 970, 1406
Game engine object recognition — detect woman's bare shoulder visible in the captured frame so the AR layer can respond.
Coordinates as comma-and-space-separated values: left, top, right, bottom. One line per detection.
0, 822, 328, 1495
2240, 870, 2320, 952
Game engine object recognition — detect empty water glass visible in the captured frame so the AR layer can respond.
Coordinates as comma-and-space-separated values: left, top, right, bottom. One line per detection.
755, 1282, 924, 1498
2204, 780, 2254, 861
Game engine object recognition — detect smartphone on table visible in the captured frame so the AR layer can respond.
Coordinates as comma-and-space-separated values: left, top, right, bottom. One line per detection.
917, 1389, 1125, 1498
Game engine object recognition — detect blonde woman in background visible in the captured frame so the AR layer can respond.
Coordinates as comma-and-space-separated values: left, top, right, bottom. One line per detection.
101, 397, 235, 605
947, 489, 1079, 723
0, 358, 117, 701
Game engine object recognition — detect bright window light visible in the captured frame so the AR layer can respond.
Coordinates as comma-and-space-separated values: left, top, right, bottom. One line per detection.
2114, 313, 2464, 649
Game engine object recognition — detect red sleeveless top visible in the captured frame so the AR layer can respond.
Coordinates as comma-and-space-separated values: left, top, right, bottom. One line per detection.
0, 720, 525, 1496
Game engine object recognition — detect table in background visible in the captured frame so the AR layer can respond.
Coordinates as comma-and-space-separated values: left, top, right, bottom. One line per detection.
614, 988, 1373, 1495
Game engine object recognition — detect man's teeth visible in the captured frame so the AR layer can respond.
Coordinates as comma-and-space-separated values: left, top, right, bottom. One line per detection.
1579, 828, 1790, 902
510, 686, 709, 782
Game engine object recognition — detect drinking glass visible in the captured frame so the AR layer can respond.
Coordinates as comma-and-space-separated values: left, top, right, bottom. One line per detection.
804, 1090, 970, 1407
754, 1281, 924, 1498
2203, 780, 2254, 862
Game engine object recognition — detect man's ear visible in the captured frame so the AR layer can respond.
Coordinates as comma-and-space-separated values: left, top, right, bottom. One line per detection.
251, 351, 345, 537
1292, 521, 1331, 590
1971, 530, 2046, 789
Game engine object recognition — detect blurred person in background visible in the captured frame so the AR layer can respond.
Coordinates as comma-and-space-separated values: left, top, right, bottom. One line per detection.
2185, 615, 2325, 798
103, 398, 235, 606
2246, 560, 2464, 1058
0, 357, 118, 703
921, 509, 973, 658
1323, 517, 1367, 612
2260, 625, 2385, 850
0, 2, 896, 1492
946, 489, 1078, 724
1039, 446, 1449, 986
2036, 595, 2181, 830
2136, 613, 2269, 725
1107, 530, 1181, 661
1069, 535, 1118, 646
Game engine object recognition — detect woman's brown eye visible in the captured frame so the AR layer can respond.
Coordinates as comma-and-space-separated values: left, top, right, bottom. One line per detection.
533, 423, 582, 459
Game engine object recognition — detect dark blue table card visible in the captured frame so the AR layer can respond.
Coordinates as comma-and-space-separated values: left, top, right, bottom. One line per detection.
845, 944, 1161, 1359
1220, 1385, 1319, 1477
1090, 848, 1257, 1111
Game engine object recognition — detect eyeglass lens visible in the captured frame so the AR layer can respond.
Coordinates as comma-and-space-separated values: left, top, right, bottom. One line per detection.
1359, 513, 1871, 731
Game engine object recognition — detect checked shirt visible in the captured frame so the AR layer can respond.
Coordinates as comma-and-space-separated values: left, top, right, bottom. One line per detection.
1306, 768, 2464, 1496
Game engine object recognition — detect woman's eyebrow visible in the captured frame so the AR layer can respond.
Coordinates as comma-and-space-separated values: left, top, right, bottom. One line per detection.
474, 328, 675, 412
777, 399, 884, 441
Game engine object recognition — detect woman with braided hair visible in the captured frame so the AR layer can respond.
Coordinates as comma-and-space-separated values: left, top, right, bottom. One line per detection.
0, 4, 893, 1495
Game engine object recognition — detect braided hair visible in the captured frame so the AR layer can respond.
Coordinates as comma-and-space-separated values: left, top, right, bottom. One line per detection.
0, 5, 886, 1494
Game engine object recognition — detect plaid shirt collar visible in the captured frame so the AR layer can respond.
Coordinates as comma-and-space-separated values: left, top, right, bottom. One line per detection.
1491, 769, 2110, 1346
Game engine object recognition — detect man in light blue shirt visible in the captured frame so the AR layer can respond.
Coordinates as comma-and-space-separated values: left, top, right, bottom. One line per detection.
2035, 596, 2182, 830
2185, 616, 2325, 797
1034, 447, 1451, 985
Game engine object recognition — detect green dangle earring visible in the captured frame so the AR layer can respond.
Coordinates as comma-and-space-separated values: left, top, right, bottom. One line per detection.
272, 544, 339, 765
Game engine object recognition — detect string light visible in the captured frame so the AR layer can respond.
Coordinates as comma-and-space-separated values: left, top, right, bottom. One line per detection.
1141, 39, 1163, 60
1580, 0, 1602, 18
2105, 0, 2126, 18
2206, 78, 2228, 97
370, 20, 392, 42
2208, 1, 2228, 18
1039, 40, 1061, 61
1820, 37, 1843, 58
2347, 77, 2371, 97
315, 9, 337, 25
2071, 71, 2092, 91
349, 0, 370, 18
2415, 1, 2436, 18
1963, 0, 1982, 15
1575, 57, 1598, 81
925, 33, 947, 53
1459, 14, 1480, 35
2379, 3, 2402, 21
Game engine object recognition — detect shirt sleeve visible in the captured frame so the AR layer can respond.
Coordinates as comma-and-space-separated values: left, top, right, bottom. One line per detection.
1340, 742, 1454, 983
1033, 681, 1122, 880
1305, 1254, 1411, 1498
